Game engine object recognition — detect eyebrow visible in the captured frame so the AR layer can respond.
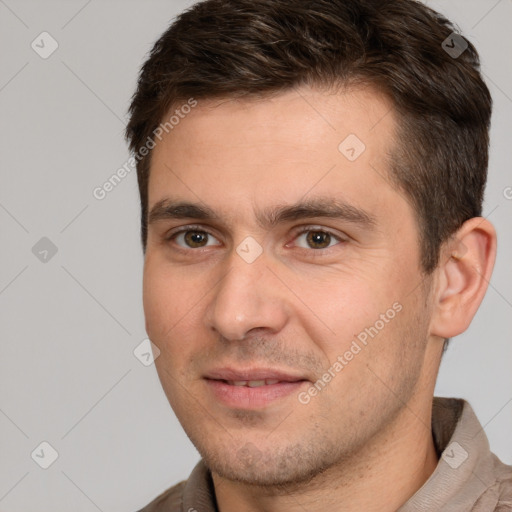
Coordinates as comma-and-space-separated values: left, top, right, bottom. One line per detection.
148, 197, 377, 229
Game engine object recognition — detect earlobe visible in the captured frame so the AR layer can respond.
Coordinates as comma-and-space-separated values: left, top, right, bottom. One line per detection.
430, 217, 497, 339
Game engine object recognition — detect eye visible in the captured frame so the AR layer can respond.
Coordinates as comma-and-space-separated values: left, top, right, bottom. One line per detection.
293, 229, 342, 250
172, 229, 221, 249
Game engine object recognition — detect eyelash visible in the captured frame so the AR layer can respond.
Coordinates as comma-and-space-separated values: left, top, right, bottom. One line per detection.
166, 225, 346, 253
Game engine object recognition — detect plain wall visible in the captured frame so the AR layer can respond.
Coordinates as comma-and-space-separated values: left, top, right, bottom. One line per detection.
0, 1, 510, 510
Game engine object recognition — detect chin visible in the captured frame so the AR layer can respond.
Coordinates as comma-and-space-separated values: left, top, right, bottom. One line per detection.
197, 436, 339, 488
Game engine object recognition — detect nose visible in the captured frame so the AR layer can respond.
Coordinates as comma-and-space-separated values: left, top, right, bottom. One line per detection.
204, 250, 289, 341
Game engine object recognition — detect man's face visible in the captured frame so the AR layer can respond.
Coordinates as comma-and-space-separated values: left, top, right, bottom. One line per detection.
144, 86, 436, 486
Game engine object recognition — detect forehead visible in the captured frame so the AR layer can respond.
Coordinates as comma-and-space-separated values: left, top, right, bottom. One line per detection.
148, 85, 402, 223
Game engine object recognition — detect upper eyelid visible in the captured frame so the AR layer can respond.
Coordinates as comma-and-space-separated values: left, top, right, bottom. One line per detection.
293, 225, 344, 238
167, 224, 342, 236
166, 224, 217, 239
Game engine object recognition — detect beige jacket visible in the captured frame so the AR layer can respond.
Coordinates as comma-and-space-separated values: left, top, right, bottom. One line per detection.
137, 397, 512, 511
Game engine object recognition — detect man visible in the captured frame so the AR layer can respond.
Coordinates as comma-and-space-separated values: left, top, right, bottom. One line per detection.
126, 0, 512, 510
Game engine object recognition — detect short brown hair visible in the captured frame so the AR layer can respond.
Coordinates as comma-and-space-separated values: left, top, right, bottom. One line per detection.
126, 0, 492, 273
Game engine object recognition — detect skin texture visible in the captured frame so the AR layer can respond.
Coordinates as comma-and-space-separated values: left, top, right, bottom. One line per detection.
143, 86, 496, 511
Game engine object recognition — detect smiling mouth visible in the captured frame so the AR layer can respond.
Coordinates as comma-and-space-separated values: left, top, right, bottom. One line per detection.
204, 375, 309, 409
223, 379, 289, 387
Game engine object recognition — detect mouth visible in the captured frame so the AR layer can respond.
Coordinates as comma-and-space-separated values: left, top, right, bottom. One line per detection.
222, 379, 289, 387
203, 368, 309, 409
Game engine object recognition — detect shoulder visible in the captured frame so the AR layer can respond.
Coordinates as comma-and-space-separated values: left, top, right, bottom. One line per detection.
135, 480, 186, 512
473, 453, 512, 511
135, 459, 214, 512
492, 455, 512, 511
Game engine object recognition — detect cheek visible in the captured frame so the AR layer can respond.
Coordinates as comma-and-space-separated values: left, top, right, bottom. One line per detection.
143, 264, 198, 389
291, 263, 411, 368
297, 276, 383, 340
143, 264, 167, 340
143, 258, 193, 341
143, 256, 214, 372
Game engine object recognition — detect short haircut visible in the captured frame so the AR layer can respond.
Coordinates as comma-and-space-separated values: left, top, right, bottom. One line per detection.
126, 0, 492, 273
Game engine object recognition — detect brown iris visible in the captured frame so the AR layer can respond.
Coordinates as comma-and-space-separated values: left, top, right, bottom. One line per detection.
306, 231, 332, 249
184, 231, 209, 248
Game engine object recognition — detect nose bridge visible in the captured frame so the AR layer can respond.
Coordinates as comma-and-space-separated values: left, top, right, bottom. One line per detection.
206, 249, 288, 340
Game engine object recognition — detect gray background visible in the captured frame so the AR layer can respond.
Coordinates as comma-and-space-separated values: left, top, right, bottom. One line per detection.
0, 0, 510, 510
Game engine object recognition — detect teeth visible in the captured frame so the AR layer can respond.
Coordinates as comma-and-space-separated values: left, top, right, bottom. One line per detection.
228, 379, 282, 387
247, 380, 266, 388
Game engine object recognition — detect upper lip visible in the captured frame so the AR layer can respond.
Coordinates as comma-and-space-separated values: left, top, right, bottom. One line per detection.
204, 367, 308, 382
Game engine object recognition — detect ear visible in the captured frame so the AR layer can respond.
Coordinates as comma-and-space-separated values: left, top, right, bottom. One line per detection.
430, 217, 497, 338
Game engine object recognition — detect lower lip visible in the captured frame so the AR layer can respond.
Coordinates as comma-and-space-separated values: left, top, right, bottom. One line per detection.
205, 379, 308, 409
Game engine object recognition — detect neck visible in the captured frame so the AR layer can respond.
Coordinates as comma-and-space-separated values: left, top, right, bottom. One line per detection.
212, 400, 439, 512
